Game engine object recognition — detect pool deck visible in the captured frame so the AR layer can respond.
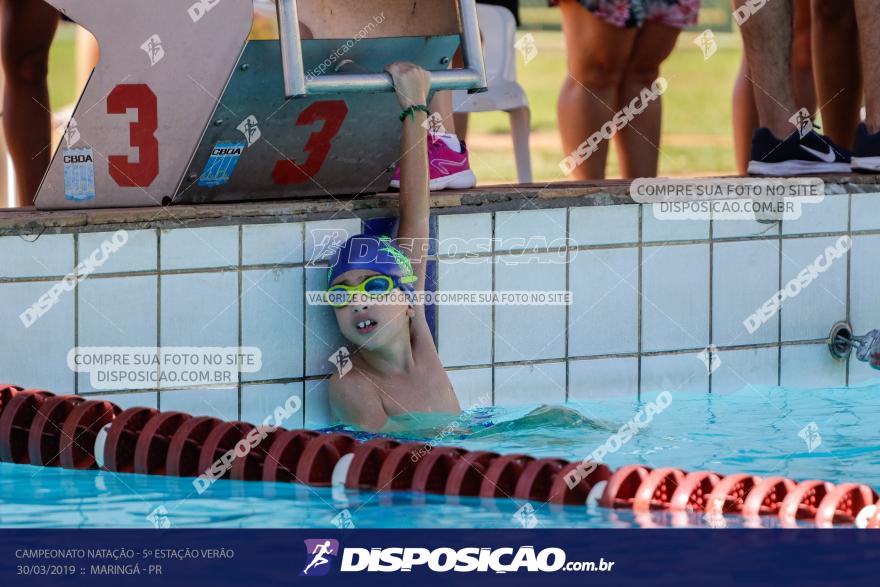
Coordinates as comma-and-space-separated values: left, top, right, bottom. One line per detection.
2, 174, 879, 236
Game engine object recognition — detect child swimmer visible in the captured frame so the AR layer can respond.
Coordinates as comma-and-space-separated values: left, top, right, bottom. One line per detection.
326, 62, 461, 431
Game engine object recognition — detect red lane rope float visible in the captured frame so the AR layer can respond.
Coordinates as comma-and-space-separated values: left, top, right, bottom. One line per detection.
707, 473, 762, 516
166, 416, 223, 477
742, 476, 797, 518
444, 451, 499, 497
779, 479, 835, 524
411, 446, 468, 494
514, 458, 568, 502
197, 421, 255, 481
547, 461, 612, 505
668, 470, 723, 512
600, 465, 651, 509
345, 438, 401, 490
295, 433, 358, 486
231, 428, 284, 482
0, 390, 54, 464
28, 395, 86, 467
480, 454, 534, 499
103, 408, 160, 473
632, 467, 687, 513
814, 483, 879, 528
134, 412, 192, 475
376, 442, 429, 491
263, 429, 320, 483
60, 400, 120, 470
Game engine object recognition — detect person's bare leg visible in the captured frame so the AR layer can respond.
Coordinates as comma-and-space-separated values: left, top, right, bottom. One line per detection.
614, 21, 680, 178
1, 0, 58, 207
734, 0, 796, 138
811, 0, 860, 146
854, 0, 880, 133
428, 91, 458, 135
732, 56, 759, 174
557, 0, 636, 180
791, 0, 816, 114
75, 26, 99, 96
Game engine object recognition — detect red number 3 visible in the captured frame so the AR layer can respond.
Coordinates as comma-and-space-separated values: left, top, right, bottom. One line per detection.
273, 100, 349, 185
107, 84, 159, 187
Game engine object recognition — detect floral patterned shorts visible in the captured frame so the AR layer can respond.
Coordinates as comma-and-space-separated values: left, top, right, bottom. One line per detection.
551, 0, 701, 30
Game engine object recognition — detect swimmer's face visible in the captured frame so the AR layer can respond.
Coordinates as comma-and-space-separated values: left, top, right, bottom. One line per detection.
330, 269, 414, 350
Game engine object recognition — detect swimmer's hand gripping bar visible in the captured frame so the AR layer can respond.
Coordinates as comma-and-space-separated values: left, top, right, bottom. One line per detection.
277, 0, 488, 98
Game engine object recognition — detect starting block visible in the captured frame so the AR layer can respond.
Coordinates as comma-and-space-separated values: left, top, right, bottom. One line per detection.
36, 0, 487, 210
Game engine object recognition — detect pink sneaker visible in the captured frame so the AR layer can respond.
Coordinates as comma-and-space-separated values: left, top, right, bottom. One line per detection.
389, 133, 477, 191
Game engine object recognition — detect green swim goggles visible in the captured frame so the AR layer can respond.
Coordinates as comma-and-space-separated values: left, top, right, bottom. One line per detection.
326, 275, 415, 308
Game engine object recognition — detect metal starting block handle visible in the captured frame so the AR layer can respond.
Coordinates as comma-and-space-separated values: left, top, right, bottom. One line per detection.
277, 0, 487, 97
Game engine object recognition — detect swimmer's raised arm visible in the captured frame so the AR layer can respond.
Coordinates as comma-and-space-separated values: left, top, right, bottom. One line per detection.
384, 62, 431, 294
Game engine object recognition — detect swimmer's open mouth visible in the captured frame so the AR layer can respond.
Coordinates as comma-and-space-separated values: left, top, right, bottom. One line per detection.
355, 319, 378, 334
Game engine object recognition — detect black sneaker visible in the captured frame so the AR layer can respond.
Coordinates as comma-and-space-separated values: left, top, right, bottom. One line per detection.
747, 127, 851, 176
851, 122, 880, 172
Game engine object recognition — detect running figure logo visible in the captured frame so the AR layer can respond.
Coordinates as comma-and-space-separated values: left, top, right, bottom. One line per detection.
300, 539, 339, 576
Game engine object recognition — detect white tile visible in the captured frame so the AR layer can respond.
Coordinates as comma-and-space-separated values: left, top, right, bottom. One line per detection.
0, 281, 75, 392
494, 253, 567, 362
780, 237, 848, 342
78, 230, 156, 274
641, 353, 710, 394
161, 226, 239, 270
494, 362, 566, 405
437, 213, 492, 255
494, 209, 566, 252
241, 268, 304, 381
641, 244, 710, 352
160, 387, 238, 421
77, 276, 158, 393
0, 234, 73, 278
160, 273, 238, 390
713, 216, 779, 240
304, 218, 361, 265
304, 267, 351, 376
438, 258, 492, 366
447, 368, 493, 409
712, 347, 778, 394
713, 240, 780, 346
643, 206, 709, 242
782, 194, 848, 235
780, 344, 846, 389
569, 204, 639, 246
88, 392, 158, 411
241, 382, 304, 429
242, 223, 304, 266
568, 248, 638, 356
568, 357, 638, 400
849, 356, 880, 387
850, 235, 880, 335
851, 194, 880, 232
305, 379, 334, 428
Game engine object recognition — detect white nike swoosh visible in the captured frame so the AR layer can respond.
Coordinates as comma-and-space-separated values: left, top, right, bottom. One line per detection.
800, 144, 837, 162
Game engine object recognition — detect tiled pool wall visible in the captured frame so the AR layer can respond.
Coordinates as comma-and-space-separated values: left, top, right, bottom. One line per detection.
2, 192, 880, 428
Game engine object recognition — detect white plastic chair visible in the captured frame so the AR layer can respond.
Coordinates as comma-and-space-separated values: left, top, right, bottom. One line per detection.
453, 4, 532, 184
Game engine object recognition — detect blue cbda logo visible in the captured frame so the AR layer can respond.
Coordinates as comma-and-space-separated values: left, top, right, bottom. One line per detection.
301, 539, 339, 576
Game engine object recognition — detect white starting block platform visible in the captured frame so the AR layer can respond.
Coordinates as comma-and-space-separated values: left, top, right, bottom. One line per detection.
36, 0, 487, 210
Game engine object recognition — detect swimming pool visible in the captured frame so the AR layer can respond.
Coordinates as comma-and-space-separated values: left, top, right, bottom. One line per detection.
1, 382, 878, 529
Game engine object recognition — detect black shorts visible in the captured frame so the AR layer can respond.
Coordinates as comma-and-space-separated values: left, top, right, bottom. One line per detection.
477, 0, 520, 26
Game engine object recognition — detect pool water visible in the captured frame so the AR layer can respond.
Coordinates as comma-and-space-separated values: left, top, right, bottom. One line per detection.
1, 383, 879, 529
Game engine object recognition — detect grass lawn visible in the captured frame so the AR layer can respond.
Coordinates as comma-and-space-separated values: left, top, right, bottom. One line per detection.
47, 23, 744, 184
